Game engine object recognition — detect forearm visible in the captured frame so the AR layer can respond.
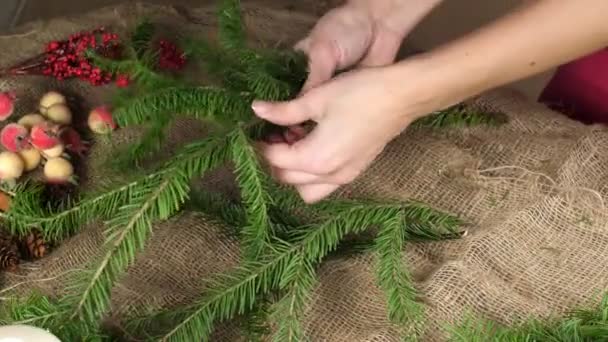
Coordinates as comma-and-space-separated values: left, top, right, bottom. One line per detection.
391, 0, 608, 116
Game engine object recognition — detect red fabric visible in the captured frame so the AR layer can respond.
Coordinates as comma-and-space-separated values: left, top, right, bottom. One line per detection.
538, 47, 608, 124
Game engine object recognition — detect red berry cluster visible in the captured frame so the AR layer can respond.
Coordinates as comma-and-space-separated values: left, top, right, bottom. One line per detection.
158, 40, 187, 71
42, 28, 122, 86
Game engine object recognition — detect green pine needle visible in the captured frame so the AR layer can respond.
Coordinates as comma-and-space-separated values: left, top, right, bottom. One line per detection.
66, 172, 190, 325
270, 254, 317, 342
446, 294, 608, 341
110, 113, 172, 170
181, 36, 248, 91
231, 127, 274, 259
130, 19, 155, 59
0, 293, 107, 340
239, 295, 275, 341
244, 65, 293, 101
187, 190, 247, 229
130, 203, 409, 341
412, 104, 507, 129
154, 244, 295, 341
217, 0, 246, 51
375, 213, 424, 333
400, 202, 464, 240
112, 86, 253, 128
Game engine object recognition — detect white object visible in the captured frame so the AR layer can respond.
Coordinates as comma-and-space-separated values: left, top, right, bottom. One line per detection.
0, 325, 61, 342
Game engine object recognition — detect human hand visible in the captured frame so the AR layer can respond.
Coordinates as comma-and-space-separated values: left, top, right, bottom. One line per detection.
253, 65, 433, 203
295, 1, 404, 93
264, 0, 443, 144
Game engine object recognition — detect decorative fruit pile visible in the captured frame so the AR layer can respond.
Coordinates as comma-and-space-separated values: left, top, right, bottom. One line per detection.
0, 90, 117, 188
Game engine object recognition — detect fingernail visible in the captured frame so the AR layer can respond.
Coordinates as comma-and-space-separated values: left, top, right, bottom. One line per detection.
251, 101, 270, 116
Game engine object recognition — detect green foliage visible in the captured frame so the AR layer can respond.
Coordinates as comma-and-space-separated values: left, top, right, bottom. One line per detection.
217, 0, 246, 51
375, 214, 423, 331
0, 293, 107, 341
111, 86, 253, 127
130, 19, 156, 59
447, 294, 608, 341
65, 172, 189, 325
412, 103, 507, 129
231, 127, 275, 259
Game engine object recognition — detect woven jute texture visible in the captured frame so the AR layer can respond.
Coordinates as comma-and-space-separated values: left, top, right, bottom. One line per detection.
1, 1, 608, 341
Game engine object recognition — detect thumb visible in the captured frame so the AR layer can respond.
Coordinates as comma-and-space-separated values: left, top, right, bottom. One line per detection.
251, 96, 318, 126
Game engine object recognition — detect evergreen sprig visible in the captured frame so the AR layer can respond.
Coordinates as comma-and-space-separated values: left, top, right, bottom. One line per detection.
112, 86, 253, 128
447, 294, 608, 341
412, 104, 507, 129
109, 112, 172, 169
375, 214, 423, 332
0, 293, 107, 341
130, 19, 156, 59
65, 173, 186, 325
231, 127, 275, 259
217, 0, 246, 51
269, 254, 316, 342
125, 202, 412, 341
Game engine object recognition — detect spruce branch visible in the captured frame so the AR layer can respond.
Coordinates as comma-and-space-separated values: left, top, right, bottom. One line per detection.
130, 19, 156, 59
0, 180, 135, 241
217, 0, 246, 51
63, 135, 229, 325
375, 214, 423, 334
112, 86, 253, 128
239, 294, 275, 341
0, 293, 106, 340
446, 294, 608, 341
66, 172, 188, 325
244, 65, 293, 101
154, 243, 295, 342
0, 138, 226, 242
110, 112, 172, 170
130, 203, 407, 341
181, 36, 248, 91
412, 104, 507, 129
231, 127, 274, 259
187, 190, 246, 229
270, 254, 317, 342
400, 202, 464, 240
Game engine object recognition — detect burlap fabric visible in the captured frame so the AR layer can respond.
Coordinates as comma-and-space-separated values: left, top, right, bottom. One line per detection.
1, 1, 608, 341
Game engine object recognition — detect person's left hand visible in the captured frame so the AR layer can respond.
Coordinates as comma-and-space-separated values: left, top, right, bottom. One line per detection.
252, 65, 431, 203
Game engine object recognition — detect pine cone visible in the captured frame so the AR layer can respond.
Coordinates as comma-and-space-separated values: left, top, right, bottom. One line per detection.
18, 229, 49, 260
0, 229, 19, 271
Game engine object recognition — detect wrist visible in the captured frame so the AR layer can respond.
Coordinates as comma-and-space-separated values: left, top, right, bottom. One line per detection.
378, 52, 479, 124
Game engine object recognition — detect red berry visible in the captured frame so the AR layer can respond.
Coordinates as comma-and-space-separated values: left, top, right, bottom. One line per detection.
115, 74, 130, 88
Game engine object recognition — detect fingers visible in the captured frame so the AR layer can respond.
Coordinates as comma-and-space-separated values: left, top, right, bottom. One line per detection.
257, 139, 317, 174
272, 167, 359, 186
251, 96, 317, 126
296, 183, 340, 204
